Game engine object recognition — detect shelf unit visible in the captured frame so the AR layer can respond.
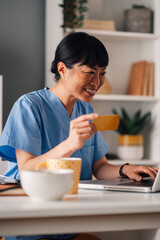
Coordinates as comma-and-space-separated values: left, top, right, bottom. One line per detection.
45, 0, 160, 166
87, 0, 160, 166
73, 28, 159, 41
94, 94, 159, 102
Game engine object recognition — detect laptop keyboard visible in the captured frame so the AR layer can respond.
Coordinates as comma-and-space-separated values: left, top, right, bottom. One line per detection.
118, 178, 154, 187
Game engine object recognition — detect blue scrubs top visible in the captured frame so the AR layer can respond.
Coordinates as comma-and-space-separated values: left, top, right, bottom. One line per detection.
0, 87, 108, 180
0, 88, 109, 240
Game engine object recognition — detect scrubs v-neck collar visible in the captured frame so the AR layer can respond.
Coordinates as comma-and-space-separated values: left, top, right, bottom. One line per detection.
44, 87, 78, 121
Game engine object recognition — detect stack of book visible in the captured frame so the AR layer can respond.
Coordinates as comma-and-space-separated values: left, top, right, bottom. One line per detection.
127, 61, 154, 96
82, 19, 116, 31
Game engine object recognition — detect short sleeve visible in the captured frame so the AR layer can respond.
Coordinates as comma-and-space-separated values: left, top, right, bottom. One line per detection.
93, 131, 109, 162
0, 96, 41, 162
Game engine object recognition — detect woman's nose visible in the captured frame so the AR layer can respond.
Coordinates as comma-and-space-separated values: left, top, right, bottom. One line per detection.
90, 74, 100, 88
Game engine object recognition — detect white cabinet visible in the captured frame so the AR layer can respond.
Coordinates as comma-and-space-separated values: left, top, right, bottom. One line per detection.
45, 0, 160, 165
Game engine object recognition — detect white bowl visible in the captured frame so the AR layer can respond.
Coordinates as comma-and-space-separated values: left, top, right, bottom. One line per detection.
20, 169, 74, 201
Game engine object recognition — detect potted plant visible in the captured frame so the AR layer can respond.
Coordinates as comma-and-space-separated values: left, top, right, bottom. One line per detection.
112, 108, 151, 161
59, 0, 88, 33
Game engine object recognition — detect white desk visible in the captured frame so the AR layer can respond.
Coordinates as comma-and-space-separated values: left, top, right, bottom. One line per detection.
1, 190, 160, 239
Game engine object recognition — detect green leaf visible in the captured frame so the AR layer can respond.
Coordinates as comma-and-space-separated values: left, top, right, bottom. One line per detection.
127, 109, 141, 130
121, 108, 131, 128
59, 4, 64, 8
133, 109, 141, 121
112, 109, 119, 115
78, 15, 84, 21
121, 108, 130, 121
135, 112, 151, 132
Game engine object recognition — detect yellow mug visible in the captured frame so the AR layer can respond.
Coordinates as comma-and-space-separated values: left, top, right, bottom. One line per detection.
36, 157, 82, 194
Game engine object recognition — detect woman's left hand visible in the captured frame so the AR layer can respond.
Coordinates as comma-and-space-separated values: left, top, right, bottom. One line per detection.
122, 164, 159, 181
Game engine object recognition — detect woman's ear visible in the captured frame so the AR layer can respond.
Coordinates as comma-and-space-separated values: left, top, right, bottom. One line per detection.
57, 62, 67, 79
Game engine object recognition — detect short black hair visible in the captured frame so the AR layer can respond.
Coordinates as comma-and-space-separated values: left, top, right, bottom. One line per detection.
51, 32, 109, 81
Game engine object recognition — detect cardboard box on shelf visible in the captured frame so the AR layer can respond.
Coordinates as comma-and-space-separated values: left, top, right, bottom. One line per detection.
82, 19, 116, 31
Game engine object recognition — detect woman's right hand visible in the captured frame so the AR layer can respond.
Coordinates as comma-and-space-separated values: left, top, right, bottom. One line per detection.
67, 113, 98, 151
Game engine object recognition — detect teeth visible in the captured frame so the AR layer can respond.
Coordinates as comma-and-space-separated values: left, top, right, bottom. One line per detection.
85, 88, 96, 94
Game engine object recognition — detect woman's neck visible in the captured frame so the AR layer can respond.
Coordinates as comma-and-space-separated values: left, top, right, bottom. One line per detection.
49, 84, 77, 116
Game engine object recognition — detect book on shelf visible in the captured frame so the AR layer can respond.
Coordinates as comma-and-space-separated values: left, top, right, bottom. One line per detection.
127, 61, 154, 96
147, 62, 154, 96
82, 19, 116, 31
0, 184, 26, 196
141, 62, 149, 96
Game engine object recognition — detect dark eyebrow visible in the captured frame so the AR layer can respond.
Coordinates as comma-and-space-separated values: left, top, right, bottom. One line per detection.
92, 67, 97, 70
91, 66, 106, 71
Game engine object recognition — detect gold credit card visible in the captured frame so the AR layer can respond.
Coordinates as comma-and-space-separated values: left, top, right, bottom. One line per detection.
93, 115, 120, 131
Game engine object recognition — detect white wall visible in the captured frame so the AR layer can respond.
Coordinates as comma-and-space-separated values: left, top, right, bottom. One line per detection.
0, 0, 45, 124
45, 0, 63, 88
0, 0, 45, 174
0, 76, 5, 174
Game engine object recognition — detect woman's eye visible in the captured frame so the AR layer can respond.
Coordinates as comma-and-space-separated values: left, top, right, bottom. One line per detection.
87, 72, 95, 75
101, 72, 106, 76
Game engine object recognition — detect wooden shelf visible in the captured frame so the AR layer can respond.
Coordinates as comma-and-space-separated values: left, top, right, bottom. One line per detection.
93, 94, 159, 102
73, 29, 158, 42
108, 160, 160, 166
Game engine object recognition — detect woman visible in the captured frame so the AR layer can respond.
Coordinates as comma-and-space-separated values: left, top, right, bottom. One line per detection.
0, 32, 158, 240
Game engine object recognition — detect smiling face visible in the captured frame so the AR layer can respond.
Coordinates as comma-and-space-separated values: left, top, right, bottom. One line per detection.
58, 62, 107, 103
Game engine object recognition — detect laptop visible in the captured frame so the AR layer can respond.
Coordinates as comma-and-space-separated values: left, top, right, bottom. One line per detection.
78, 168, 160, 193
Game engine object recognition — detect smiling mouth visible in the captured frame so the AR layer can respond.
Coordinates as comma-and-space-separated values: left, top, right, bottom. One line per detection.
84, 88, 97, 95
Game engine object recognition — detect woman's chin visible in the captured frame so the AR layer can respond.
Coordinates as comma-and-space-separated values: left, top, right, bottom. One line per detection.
80, 95, 94, 102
